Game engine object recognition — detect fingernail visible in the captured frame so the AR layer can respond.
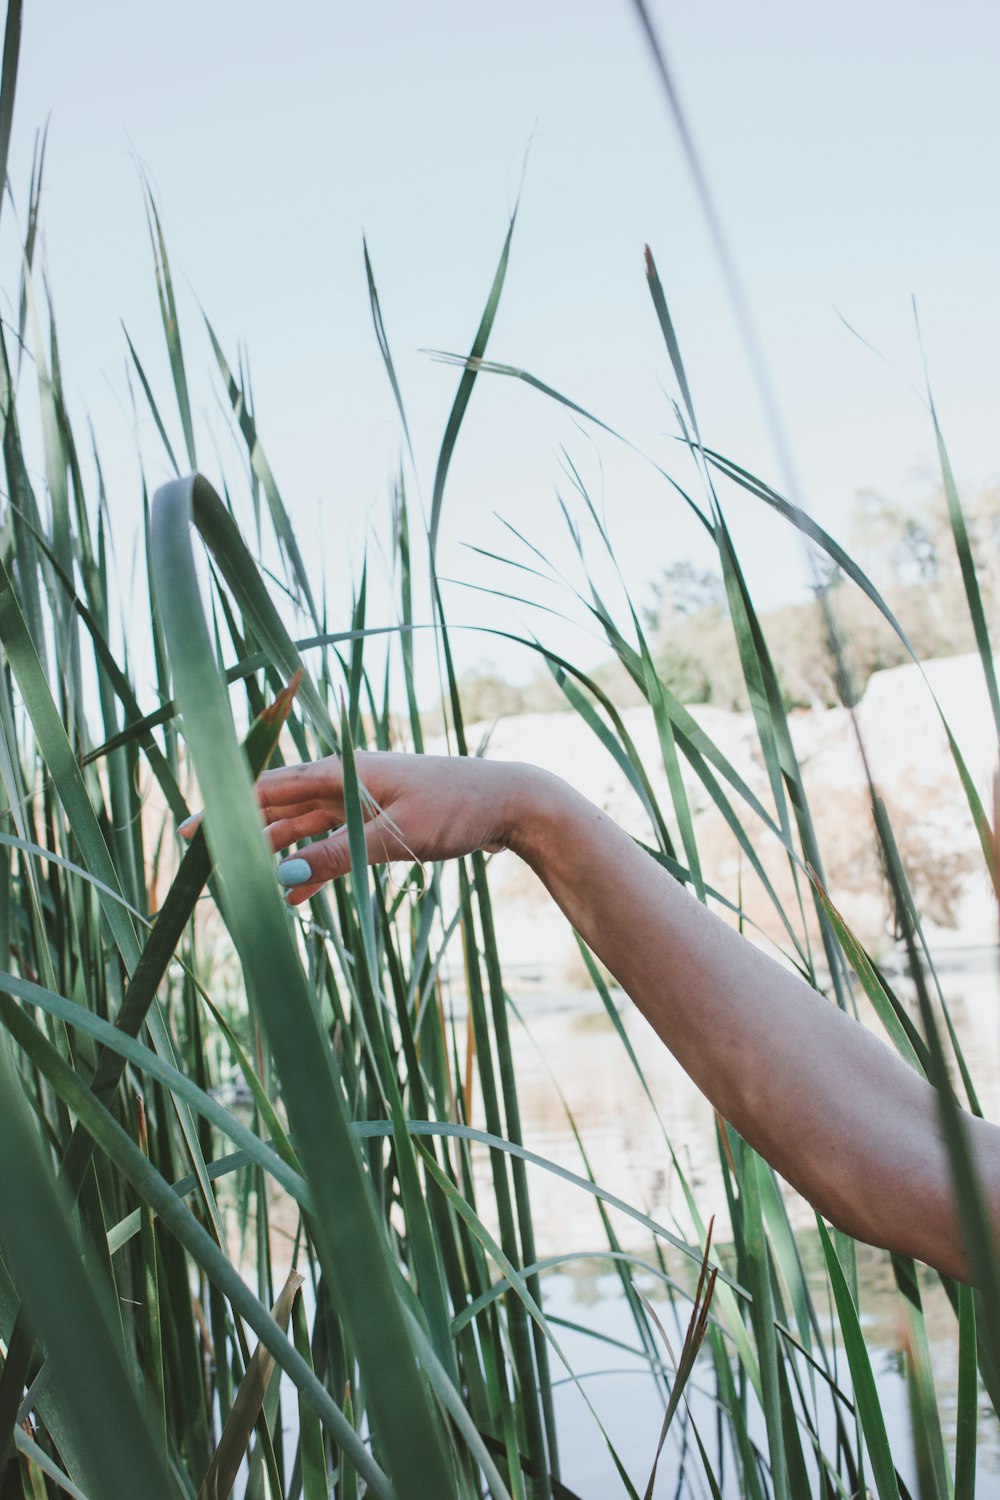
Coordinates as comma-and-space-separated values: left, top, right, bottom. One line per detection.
178, 815, 198, 836
277, 858, 312, 888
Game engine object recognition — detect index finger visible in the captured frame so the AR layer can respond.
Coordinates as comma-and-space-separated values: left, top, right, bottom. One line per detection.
178, 758, 344, 838
256, 758, 342, 812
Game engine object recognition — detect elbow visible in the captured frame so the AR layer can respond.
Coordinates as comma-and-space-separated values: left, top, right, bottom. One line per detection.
822, 1201, 972, 1283
773, 1134, 979, 1283
819, 1164, 981, 1285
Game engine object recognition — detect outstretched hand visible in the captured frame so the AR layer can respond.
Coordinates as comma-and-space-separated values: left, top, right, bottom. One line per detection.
177, 746, 1000, 1280
180, 751, 538, 906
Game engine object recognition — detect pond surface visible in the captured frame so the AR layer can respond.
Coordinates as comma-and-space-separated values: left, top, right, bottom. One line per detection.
480, 948, 1000, 1495
252, 947, 1000, 1495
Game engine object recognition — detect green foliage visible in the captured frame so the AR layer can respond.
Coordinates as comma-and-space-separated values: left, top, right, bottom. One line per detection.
0, 15, 997, 1500
455, 485, 1000, 721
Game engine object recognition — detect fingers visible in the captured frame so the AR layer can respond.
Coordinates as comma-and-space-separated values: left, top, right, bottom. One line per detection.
257, 759, 343, 814
178, 768, 333, 843
265, 807, 332, 852
260, 798, 322, 829
179, 753, 369, 842
178, 798, 321, 842
279, 813, 414, 906
176, 753, 407, 907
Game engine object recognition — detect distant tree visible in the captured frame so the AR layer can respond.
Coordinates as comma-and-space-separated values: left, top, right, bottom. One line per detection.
639, 482, 999, 712
644, 560, 726, 626
453, 667, 528, 723
439, 662, 566, 728
851, 489, 943, 585
445, 481, 998, 726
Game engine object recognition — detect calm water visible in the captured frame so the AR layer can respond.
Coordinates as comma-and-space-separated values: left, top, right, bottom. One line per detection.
252, 947, 1000, 1495
538, 1241, 1000, 1496
470, 948, 1000, 1495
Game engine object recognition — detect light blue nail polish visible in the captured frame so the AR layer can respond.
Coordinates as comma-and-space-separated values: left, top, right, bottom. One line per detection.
177, 815, 197, 835
277, 858, 312, 888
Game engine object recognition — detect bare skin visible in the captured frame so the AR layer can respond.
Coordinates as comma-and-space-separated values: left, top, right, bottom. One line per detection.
181, 750, 1000, 1283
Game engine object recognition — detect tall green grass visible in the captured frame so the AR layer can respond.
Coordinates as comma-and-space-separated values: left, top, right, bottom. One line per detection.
0, 3, 998, 1496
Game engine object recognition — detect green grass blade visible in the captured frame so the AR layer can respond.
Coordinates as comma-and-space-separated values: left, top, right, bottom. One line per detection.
401, 1310, 516, 1500
740, 1149, 791, 1500
819, 1220, 902, 1500
418, 1144, 640, 1500
12, 1428, 91, 1500
0, 1030, 174, 1499
201, 311, 320, 626
0, 678, 301, 1438
637, 627, 705, 899
954, 1282, 978, 1500
0, 992, 389, 1495
922, 349, 999, 739
356, 1120, 742, 1289
184, 475, 333, 739
152, 473, 455, 1499
893, 1257, 950, 1500
340, 706, 457, 1375
291, 1292, 328, 1500
364, 240, 416, 469
0, 394, 48, 669
105, 1147, 298, 1258
0, 548, 140, 968
809, 874, 927, 1073
16, 120, 47, 371
8, 496, 185, 814
197, 1270, 302, 1500
0, 974, 311, 1210
122, 324, 181, 475
143, 187, 196, 469
644, 245, 700, 438
700, 444, 1000, 899
429, 207, 517, 563
0, 0, 22, 235
136, 1099, 167, 1461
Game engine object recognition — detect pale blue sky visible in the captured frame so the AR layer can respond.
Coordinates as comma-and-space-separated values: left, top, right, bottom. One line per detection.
6, 0, 999, 696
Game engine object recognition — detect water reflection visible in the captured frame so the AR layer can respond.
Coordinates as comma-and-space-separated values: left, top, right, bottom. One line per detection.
462, 952, 1000, 1255
457, 951, 1000, 1494
247, 950, 1000, 1495
543, 1250, 1000, 1497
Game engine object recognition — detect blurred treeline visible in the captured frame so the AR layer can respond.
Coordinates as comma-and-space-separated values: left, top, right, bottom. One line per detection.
453, 484, 1000, 720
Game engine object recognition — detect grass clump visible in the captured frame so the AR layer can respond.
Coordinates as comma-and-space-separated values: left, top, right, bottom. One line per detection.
0, 6, 998, 1498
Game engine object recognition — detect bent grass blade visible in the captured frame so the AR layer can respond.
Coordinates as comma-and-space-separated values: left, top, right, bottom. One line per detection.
152, 473, 455, 1499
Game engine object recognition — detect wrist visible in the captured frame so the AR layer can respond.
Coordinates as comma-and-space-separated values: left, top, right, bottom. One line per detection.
499, 763, 580, 864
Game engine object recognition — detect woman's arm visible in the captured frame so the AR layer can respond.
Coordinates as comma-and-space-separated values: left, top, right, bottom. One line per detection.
182, 750, 1000, 1281
511, 769, 1000, 1282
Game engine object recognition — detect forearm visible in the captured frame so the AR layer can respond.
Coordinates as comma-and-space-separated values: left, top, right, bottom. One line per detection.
225, 747, 995, 1279
507, 766, 999, 1280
